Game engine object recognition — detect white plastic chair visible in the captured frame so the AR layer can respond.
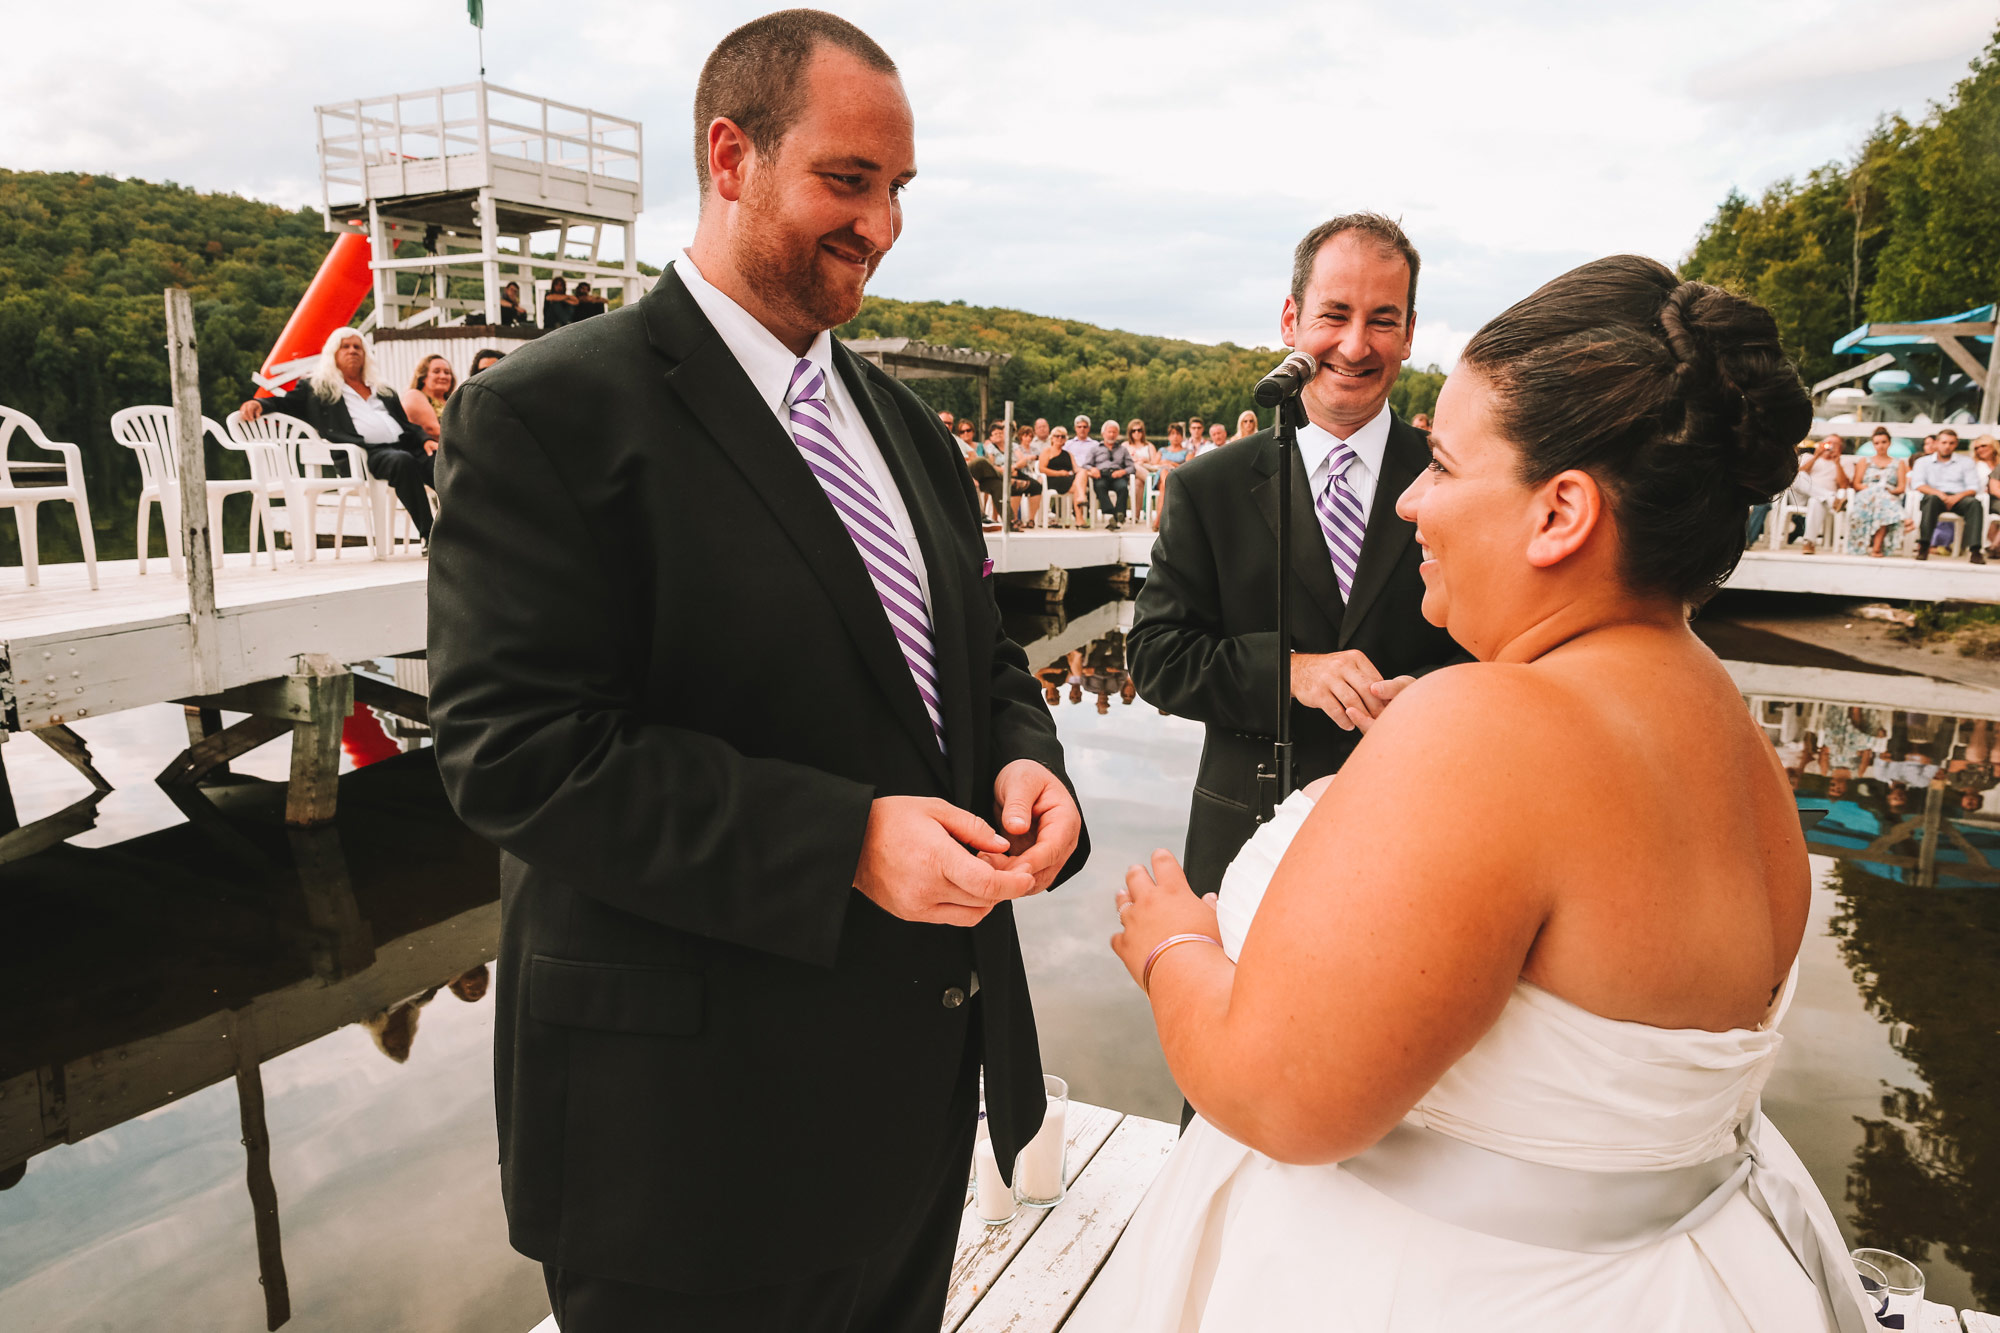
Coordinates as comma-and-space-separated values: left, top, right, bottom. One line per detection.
360, 454, 434, 558
110, 407, 266, 576
0, 406, 99, 589
224, 412, 371, 562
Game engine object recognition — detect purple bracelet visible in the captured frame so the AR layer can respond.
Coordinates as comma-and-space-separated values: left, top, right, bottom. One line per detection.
1141, 933, 1224, 993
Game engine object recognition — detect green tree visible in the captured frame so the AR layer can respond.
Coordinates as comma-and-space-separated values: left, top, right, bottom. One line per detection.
1681, 22, 1999, 388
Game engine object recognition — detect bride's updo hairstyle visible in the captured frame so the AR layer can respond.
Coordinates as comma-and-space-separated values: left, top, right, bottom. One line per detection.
1457, 255, 1812, 605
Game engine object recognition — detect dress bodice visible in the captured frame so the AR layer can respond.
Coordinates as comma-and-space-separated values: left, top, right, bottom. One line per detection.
1216, 789, 1791, 1171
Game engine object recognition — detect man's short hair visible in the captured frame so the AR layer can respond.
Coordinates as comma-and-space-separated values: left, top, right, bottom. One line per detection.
693, 9, 897, 198
1290, 212, 1420, 318
1939, 428, 1961, 442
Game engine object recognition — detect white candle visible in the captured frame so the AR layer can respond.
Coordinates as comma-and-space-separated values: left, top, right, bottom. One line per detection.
973, 1136, 1015, 1225
1014, 1094, 1067, 1205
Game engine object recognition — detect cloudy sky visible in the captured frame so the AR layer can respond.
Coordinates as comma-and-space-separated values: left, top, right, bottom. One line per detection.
6, 0, 1993, 365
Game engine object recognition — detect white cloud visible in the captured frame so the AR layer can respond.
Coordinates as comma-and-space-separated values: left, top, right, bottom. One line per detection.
3, 0, 1990, 368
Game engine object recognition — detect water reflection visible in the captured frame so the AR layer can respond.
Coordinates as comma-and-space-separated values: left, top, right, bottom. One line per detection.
0, 748, 543, 1332
3, 604, 1997, 1324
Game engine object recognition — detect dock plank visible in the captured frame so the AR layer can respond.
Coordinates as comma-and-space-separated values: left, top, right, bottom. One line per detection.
1919, 1301, 1965, 1332
1962, 1310, 2000, 1332
956, 1115, 1179, 1333
942, 1101, 1124, 1332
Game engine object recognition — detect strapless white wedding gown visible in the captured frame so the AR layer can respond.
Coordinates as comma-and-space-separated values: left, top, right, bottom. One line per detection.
1068, 791, 1869, 1332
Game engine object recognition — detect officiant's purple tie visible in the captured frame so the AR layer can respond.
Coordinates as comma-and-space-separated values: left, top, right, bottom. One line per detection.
786, 357, 946, 751
1316, 442, 1366, 601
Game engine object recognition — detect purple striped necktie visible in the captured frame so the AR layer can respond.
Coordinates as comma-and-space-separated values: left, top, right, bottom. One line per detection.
784, 357, 946, 752
1316, 442, 1367, 601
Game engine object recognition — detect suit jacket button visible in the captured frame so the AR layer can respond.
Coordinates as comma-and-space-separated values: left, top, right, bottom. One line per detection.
942, 987, 966, 1009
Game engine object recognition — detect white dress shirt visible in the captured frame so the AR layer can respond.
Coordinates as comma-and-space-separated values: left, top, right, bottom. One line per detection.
341, 384, 406, 445
1296, 401, 1393, 519
673, 252, 935, 618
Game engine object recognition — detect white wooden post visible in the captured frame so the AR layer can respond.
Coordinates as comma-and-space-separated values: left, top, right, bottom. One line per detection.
1002, 399, 1015, 558
478, 188, 501, 326
164, 288, 221, 694
623, 220, 640, 306
367, 199, 393, 330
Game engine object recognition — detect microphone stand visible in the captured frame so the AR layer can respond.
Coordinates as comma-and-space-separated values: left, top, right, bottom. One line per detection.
1255, 391, 1307, 823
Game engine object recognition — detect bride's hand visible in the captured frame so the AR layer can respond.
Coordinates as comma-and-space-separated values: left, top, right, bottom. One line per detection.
1111, 850, 1221, 989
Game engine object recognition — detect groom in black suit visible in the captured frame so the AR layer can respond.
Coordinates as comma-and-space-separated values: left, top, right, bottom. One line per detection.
426, 12, 1086, 1331
1130, 214, 1464, 897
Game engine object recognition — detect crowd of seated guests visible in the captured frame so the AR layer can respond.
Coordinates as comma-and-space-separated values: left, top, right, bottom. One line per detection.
1747, 424, 2000, 563
937, 405, 1286, 531
233, 331, 501, 551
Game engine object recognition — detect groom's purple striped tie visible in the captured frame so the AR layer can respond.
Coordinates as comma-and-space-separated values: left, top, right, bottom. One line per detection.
1316, 441, 1367, 602
785, 357, 946, 751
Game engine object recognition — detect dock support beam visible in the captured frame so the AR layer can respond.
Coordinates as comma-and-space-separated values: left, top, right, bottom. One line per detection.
999, 563, 1070, 610
165, 653, 355, 826
284, 654, 351, 827
227, 1009, 291, 1331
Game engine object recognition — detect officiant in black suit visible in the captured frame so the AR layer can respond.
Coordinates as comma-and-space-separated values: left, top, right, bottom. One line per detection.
426, 13, 1086, 1332
1130, 214, 1465, 897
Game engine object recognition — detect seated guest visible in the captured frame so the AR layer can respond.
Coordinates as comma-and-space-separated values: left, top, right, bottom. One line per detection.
1041, 426, 1080, 522
1910, 427, 1984, 562
400, 353, 457, 454
1160, 422, 1189, 466
1788, 434, 1847, 554
542, 277, 577, 329
572, 281, 609, 320
1081, 419, 1134, 530
957, 417, 1005, 524
1186, 415, 1205, 452
1232, 409, 1259, 440
1206, 421, 1230, 452
1127, 417, 1161, 517
468, 347, 506, 376
1010, 424, 1046, 528
1069, 414, 1093, 466
498, 282, 529, 326
1845, 427, 1905, 558
1411, 412, 1432, 433
237, 327, 437, 545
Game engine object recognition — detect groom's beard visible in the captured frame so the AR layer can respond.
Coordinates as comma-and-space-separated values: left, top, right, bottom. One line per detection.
734, 178, 884, 336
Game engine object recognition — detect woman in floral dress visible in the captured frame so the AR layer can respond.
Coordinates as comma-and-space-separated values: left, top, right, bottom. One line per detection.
1845, 429, 1906, 556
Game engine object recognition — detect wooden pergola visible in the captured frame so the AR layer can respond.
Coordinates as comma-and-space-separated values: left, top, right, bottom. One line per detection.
845, 338, 1012, 431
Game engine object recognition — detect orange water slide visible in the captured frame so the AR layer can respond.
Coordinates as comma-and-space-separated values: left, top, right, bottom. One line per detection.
252, 230, 376, 396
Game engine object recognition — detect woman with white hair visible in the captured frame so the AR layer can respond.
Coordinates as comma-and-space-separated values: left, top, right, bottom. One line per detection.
238, 327, 439, 543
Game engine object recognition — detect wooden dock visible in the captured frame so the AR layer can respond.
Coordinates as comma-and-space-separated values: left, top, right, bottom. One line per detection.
984, 529, 2000, 604
523, 1099, 1180, 1333
513, 1093, 2000, 1332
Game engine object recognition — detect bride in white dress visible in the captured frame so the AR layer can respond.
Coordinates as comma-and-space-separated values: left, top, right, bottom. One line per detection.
1070, 257, 1879, 1332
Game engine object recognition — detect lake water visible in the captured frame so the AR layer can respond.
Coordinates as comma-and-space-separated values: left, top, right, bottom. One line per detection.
1, 596, 1996, 1328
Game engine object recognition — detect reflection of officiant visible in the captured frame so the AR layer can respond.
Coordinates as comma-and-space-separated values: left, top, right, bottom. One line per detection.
1130, 214, 1465, 895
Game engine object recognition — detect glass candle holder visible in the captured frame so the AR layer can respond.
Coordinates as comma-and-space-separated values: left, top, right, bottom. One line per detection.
1013, 1075, 1069, 1209
1852, 1248, 1923, 1329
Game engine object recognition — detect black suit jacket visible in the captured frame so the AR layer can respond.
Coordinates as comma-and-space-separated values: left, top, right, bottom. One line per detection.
426, 271, 1087, 1292
258, 381, 431, 456
1128, 416, 1464, 894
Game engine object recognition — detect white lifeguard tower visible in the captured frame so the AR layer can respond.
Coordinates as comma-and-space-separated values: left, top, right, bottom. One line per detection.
314, 81, 650, 380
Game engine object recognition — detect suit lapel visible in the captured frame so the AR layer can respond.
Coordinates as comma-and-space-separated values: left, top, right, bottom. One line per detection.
832, 343, 974, 801
646, 276, 951, 786
1249, 432, 1344, 640
1338, 418, 1426, 648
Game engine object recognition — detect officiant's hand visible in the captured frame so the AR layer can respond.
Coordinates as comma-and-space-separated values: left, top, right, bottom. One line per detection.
985, 758, 1084, 893
1292, 650, 1414, 732
853, 798, 1037, 927
1111, 850, 1221, 989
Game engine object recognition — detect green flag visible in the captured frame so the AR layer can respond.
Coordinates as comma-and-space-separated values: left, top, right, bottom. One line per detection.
468, 0, 483, 29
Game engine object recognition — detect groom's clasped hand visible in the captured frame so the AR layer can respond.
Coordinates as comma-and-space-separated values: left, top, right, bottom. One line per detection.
852, 758, 1082, 928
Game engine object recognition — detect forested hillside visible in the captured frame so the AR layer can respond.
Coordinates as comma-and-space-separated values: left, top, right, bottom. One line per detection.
835, 296, 1442, 430
0, 169, 337, 532
0, 167, 1442, 560
1681, 24, 2000, 385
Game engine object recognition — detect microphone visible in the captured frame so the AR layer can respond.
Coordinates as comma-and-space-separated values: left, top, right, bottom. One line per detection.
1253, 349, 1319, 406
